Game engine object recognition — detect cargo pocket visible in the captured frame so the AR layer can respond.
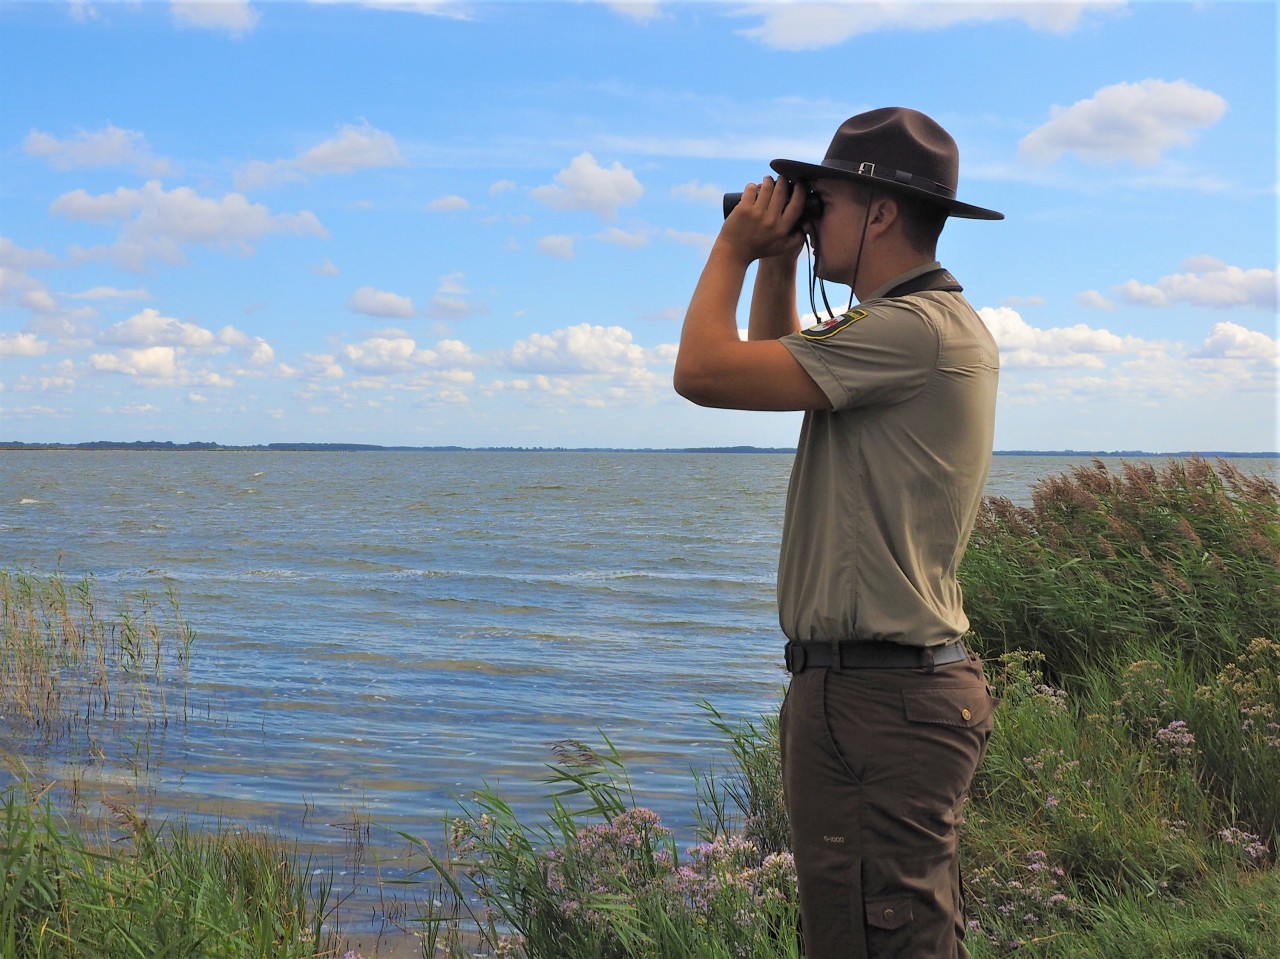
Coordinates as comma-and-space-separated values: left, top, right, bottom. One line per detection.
900, 684, 997, 813
902, 683, 995, 729
865, 895, 913, 932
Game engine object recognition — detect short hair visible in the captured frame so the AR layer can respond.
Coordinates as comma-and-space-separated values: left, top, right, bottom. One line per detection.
891, 192, 947, 254
835, 181, 947, 254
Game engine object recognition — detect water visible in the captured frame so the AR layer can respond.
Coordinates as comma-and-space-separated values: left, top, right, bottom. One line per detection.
1, 450, 1274, 909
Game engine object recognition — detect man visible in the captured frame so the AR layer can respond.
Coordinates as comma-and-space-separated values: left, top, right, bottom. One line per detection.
674, 107, 1002, 959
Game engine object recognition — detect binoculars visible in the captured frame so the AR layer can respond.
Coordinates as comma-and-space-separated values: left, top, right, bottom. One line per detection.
723, 185, 824, 221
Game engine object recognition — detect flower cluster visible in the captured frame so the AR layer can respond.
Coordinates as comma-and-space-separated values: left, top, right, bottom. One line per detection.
1153, 720, 1197, 763
966, 850, 1078, 953
1114, 659, 1175, 738
1216, 826, 1271, 864
1196, 638, 1280, 752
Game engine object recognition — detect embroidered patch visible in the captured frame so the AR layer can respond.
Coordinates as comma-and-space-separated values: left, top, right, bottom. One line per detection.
800, 308, 868, 340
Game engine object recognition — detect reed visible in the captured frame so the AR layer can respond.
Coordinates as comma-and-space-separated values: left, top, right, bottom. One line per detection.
1, 569, 196, 756
1, 782, 339, 959
960, 456, 1279, 679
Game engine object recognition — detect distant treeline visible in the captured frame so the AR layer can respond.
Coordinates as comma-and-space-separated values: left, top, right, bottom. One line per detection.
0, 441, 1275, 457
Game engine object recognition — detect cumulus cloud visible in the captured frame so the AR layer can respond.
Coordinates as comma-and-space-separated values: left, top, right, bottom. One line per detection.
506, 323, 652, 376
340, 334, 474, 375
314, 257, 340, 276
1020, 80, 1228, 166
531, 152, 643, 219
0, 332, 49, 358
490, 179, 517, 195
427, 195, 469, 212
426, 273, 484, 319
537, 235, 576, 259
348, 285, 416, 318
98, 308, 217, 349
596, 227, 649, 248
218, 325, 276, 364
1075, 290, 1114, 310
1191, 322, 1278, 363
1116, 259, 1276, 310
51, 180, 326, 270
235, 122, 406, 190
735, 1, 1124, 50
979, 306, 1152, 369
0, 238, 58, 271
171, 0, 261, 37
24, 124, 174, 176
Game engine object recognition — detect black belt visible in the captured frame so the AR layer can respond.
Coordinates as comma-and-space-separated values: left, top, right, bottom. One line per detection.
784, 640, 967, 673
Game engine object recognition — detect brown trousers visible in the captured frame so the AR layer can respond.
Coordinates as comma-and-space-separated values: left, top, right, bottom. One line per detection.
779, 654, 996, 959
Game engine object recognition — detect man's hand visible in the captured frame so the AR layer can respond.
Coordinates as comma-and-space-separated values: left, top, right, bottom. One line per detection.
674, 175, 830, 412
719, 176, 807, 266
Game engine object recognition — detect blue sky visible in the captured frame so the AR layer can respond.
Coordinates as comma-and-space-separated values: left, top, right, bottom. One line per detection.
1, 0, 1275, 451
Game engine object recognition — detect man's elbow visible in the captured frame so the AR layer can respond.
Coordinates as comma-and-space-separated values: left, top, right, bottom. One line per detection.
672, 360, 717, 407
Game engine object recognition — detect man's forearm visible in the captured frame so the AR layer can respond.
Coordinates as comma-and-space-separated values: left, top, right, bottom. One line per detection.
748, 255, 800, 340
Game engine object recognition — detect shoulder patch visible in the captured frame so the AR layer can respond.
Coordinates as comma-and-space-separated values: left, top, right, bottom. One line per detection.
800, 308, 868, 340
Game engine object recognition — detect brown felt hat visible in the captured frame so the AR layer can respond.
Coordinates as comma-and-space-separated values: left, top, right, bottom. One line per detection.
771, 107, 1003, 220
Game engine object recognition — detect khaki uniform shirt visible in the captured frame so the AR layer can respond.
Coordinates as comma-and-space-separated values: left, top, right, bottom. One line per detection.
777, 261, 999, 646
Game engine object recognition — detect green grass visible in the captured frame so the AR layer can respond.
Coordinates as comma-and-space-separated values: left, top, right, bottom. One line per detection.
1, 783, 338, 959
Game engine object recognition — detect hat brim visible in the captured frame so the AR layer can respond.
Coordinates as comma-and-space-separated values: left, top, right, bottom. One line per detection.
771, 158, 1003, 221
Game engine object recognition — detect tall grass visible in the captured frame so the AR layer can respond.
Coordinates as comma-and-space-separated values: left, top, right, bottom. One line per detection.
1, 781, 338, 959
960, 456, 1279, 677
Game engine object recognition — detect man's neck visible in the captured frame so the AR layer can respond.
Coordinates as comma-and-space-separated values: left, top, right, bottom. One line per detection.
853, 252, 935, 302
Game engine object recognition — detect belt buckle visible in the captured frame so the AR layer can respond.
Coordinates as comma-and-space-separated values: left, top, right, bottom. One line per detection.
784, 642, 807, 673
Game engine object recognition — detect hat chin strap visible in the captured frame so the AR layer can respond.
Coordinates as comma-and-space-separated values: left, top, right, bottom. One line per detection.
807, 193, 872, 321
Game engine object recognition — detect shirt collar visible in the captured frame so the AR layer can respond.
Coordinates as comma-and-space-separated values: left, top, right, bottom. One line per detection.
865, 260, 942, 301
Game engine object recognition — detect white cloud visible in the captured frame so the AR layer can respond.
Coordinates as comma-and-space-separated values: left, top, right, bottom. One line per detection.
63, 286, 152, 301
340, 335, 475, 375
538, 235, 576, 259
0, 238, 58, 271
235, 122, 406, 190
349, 285, 416, 318
506, 323, 651, 376
218, 325, 275, 364
24, 125, 174, 176
0, 332, 49, 358
600, 1, 662, 23
314, 257, 340, 276
1074, 290, 1114, 310
98, 308, 216, 349
531, 152, 643, 219
426, 273, 484, 318
1020, 80, 1228, 166
979, 306, 1152, 369
90, 345, 183, 381
170, 0, 261, 37
1191, 322, 1278, 364
596, 227, 650, 248
306, 0, 471, 18
51, 180, 326, 270
736, 1, 1124, 50
427, 195, 469, 212
1116, 259, 1276, 310
490, 179, 517, 195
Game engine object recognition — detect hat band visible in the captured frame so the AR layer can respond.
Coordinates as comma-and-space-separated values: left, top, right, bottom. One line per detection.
821, 159, 956, 200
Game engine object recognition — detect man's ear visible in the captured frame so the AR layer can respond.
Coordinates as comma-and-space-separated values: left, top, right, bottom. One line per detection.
868, 194, 899, 232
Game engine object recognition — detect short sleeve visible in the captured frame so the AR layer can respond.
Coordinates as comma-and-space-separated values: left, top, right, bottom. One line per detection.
780, 303, 939, 410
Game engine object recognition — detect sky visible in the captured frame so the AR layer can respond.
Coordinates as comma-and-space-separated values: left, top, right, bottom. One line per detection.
0, 0, 1276, 452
